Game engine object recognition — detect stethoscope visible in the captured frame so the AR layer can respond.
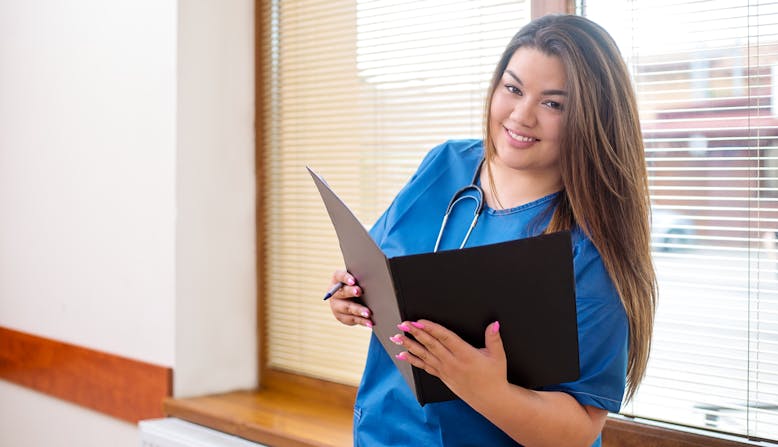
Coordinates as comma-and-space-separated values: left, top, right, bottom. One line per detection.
433, 159, 485, 252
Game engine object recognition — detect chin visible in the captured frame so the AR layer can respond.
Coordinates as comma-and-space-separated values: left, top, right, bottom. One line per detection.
494, 146, 531, 167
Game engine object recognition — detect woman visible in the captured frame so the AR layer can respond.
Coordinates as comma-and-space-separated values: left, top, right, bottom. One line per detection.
327, 14, 656, 447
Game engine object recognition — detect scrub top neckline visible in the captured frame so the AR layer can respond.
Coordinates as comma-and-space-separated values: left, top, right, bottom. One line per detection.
483, 190, 561, 216
469, 155, 562, 216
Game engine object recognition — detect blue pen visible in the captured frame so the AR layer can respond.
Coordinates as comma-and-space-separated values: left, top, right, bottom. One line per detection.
323, 282, 344, 300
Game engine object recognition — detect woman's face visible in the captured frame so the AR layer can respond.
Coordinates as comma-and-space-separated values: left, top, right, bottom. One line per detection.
489, 47, 567, 183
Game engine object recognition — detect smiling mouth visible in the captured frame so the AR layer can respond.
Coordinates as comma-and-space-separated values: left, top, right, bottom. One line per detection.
505, 127, 539, 142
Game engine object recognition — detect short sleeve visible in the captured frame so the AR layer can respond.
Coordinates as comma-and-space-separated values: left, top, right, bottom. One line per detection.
368, 141, 466, 245
367, 152, 435, 244
541, 232, 629, 413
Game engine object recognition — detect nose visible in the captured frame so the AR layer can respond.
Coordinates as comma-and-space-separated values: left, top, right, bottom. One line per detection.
509, 98, 537, 128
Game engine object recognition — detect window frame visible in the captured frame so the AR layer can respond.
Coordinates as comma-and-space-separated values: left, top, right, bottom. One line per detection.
252, 1, 774, 446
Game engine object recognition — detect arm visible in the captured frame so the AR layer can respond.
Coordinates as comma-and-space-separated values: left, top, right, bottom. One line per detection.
472, 383, 607, 447
393, 319, 607, 447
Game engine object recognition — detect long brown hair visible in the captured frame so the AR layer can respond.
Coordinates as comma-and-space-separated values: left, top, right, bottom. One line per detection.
484, 14, 656, 401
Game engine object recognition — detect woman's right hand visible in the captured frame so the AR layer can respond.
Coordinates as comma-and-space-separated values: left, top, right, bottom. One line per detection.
328, 269, 373, 328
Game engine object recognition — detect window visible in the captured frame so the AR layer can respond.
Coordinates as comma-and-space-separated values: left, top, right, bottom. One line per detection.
259, 0, 777, 444
584, 0, 778, 441
260, 0, 530, 385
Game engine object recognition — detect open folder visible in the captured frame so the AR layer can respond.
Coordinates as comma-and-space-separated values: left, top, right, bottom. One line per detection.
308, 167, 580, 405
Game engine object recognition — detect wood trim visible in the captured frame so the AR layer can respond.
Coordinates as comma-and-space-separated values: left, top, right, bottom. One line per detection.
0, 326, 172, 423
255, 0, 270, 388
164, 387, 352, 447
603, 417, 770, 447
531, 0, 575, 18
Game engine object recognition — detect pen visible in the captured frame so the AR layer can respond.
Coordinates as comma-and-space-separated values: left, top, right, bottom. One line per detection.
323, 282, 344, 300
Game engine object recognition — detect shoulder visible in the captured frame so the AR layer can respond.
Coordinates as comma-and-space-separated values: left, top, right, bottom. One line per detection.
368, 139, 483, 244
396, 139, 483, 201
412, 139, 483, 179
430, 138, 483, 156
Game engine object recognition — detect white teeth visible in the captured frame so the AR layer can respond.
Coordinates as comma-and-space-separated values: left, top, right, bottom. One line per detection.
507, 128, 536, 142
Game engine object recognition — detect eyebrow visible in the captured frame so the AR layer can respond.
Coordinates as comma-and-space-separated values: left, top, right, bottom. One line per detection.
505, 69, 568, 96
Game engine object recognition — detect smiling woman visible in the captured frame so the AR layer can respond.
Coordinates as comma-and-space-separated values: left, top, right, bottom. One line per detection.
325, 14, 656, 447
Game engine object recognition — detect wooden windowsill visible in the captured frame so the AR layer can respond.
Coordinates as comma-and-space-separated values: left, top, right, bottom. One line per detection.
603, 416, 774, 447
164, 373, 355, 447
165, 372, 771, 447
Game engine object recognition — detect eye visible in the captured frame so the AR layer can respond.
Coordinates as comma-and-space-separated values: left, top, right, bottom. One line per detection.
504, 84, 522, 95
543, 100, 564, 111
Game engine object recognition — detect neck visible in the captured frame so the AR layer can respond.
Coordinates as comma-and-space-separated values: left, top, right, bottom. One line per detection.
480, 160, 563, 210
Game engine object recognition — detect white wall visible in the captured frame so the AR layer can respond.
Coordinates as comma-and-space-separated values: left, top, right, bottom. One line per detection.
0, 0, 177, 367
0, 0, 256, 445
0, 381, 141, 447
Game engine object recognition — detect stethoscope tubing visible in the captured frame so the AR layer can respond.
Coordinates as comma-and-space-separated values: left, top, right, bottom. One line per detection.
433, 159, 485, 252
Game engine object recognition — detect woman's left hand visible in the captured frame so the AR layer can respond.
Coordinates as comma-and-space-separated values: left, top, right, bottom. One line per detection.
391, 319, 508, 403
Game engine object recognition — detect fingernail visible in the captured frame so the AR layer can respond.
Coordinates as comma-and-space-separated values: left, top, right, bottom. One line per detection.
492, 321, 500, 334
353, 287, 360, 296
397, 323, 411, 332
361, 310, 370, 318
365, 321, 373, 329
395, 352, 408, 360
411, 321, 425, 329
389, 335, 403, 345
347, 277, 355, 285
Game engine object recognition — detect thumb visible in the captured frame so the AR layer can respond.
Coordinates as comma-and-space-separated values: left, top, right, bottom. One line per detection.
485, 321, 504, 356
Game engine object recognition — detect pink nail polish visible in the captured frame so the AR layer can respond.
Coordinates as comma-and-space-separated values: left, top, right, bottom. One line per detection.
389, 335, 403, 345
353, 287, 360, 296
395, 352, 407, 360
347, 277, 355, 285
366, 321, 373, 329
411, 321, 425, 329
397, 323, 411, 332
492, 321, 500, 334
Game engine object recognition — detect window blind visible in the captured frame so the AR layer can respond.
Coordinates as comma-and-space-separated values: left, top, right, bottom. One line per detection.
260, 0, 530, 385
584, 0, 778, 441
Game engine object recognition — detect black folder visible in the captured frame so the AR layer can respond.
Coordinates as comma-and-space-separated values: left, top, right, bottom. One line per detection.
308, 167, 580, 405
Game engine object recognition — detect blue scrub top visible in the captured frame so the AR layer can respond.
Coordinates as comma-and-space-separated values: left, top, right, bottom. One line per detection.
353, 139, 628, 447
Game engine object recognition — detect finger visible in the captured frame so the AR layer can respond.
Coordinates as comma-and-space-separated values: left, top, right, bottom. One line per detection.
389, 332, 435, 365
395, 351, 440, 377
332, 298, 371, 319
334, 312, 373, 328
331, 284, 362, 300
330, 299, 373, 328
484, 321, 504, 357
326, 270, 359, 300
331, 269, 357, 287
398, 320, 457, 360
